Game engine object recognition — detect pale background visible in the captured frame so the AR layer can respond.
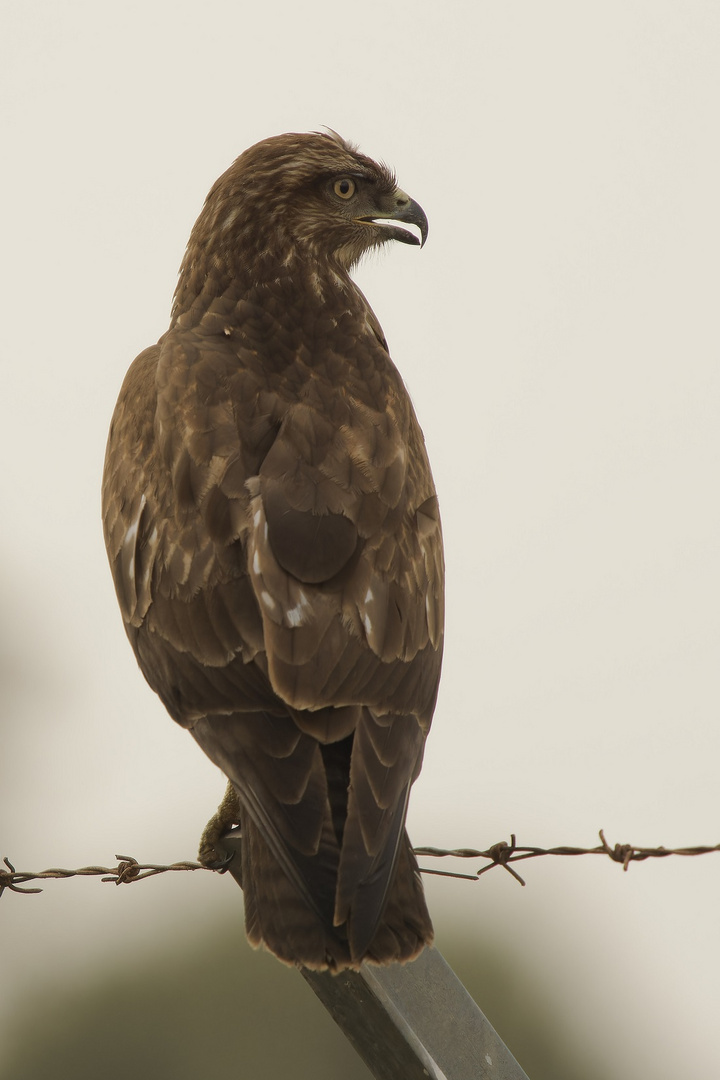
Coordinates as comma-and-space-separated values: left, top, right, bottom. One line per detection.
2, 2, 719, 1076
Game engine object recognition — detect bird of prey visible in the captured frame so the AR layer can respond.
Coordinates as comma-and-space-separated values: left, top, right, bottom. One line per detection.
102, 130, 444, 971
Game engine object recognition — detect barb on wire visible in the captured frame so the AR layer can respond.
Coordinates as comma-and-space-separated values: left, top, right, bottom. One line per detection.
2, 832, 719, 897
0, 854, 210, 897
414, 830, 720, 886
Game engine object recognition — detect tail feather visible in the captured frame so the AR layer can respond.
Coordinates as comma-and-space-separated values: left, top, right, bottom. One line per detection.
241, 812, 353, 970
191, 708, 433, 971
241, 812, 432, 970
362, 835, 433, 966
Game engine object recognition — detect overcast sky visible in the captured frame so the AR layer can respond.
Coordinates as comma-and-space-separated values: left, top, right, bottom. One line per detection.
2, 3, 719, 1077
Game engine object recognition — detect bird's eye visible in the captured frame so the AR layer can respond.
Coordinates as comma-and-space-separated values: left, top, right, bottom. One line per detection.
333, 177, 356, 200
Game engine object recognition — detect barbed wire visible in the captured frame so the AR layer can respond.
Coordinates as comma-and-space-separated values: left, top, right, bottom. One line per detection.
0, 855, 210, 897
2, 831, 719, 897
414, 831, 720, 885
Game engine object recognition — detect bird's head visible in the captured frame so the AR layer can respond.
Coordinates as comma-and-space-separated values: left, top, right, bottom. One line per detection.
182, 130, 428, 281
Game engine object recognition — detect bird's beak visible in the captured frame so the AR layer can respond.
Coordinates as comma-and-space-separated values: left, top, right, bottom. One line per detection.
359, 188, 429, 248
387, 189, 429, 247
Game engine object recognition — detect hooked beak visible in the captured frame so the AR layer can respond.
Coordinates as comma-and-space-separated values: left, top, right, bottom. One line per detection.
359, 188, 429, 248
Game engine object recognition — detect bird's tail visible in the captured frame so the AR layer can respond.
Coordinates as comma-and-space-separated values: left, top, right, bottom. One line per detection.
240, 810, 433, 971
191, 710, 433, 971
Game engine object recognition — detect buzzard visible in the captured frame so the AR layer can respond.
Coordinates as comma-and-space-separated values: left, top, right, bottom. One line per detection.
102, 131, 444, 971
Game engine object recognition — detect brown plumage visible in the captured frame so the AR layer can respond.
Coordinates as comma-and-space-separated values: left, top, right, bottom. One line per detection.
102, 131, 444, 971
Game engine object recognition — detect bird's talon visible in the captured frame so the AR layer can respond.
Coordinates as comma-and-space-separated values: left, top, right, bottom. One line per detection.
200, 848, 235, 873
198, 782, 242, 868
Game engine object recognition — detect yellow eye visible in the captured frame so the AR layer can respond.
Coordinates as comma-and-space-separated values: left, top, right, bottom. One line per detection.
333, 177, 356, 200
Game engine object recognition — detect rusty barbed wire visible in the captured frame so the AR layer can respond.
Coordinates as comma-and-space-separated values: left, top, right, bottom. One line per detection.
414, 830, 720, 885
2, 832, 719, 897
0, 854, 210, 897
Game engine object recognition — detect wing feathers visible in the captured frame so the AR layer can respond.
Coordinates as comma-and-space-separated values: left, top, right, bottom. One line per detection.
263, 482, 359, 583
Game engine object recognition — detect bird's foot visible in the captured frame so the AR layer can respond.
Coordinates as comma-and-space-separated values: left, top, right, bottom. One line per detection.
198, 782, 241, 871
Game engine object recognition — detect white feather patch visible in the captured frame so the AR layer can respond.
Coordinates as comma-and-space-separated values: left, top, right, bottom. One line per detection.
122, 494, 146, 587
285, 589, 311, 628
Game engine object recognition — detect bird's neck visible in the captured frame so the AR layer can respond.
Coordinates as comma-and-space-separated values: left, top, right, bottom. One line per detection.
170, 248, 358, 330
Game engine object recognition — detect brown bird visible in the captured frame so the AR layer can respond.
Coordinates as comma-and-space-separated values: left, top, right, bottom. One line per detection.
102, 130, 444, 971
